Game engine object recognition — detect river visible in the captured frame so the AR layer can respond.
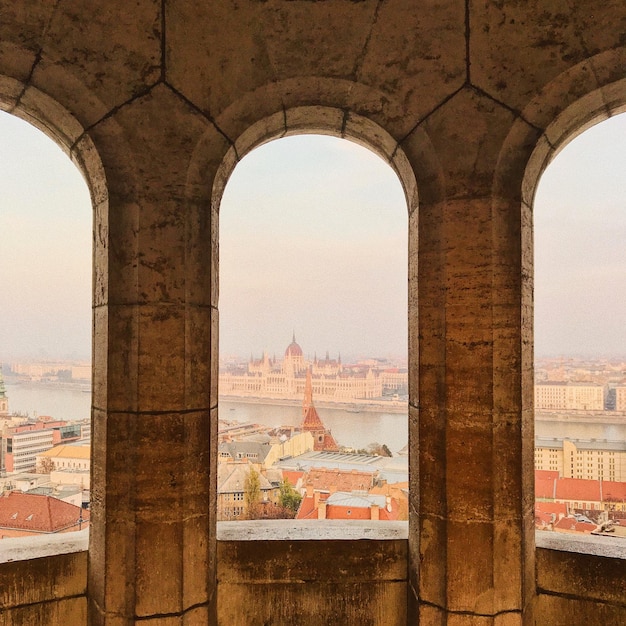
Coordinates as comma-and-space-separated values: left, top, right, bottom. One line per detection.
5, 382, 625, 453
5, 382, 408, 451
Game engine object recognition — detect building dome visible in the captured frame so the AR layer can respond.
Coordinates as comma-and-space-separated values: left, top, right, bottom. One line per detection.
285, 333, 303, 358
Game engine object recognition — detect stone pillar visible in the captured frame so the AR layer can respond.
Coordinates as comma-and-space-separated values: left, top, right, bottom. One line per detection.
88, 84, 228, 625
404, 88, 535, 625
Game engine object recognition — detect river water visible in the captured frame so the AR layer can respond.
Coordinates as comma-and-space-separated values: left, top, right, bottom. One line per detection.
219, 399, 407, 452
5, 382, 91, 421
5, 382, 625, 452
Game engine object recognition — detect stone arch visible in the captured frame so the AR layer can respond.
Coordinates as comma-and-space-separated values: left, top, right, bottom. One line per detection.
203, 102, 426, 534
489, 49, 626, 582
0, 75, 107, 208
210, 105, 422, 217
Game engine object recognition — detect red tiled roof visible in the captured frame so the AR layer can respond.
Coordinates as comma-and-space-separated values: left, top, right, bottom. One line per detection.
535, 501, 567, 527
535, 470, 559, 481
535, 473, 557, 500
303, 468, 373, 493
555, 478, 602, 502
282, 470, 304, 488
302, 405, 325, 430
602, 481, 626, 502
554, 516, 596, 533
325, 499, 400, 521
535, 502, 567, 517
322, 432, 339, 452
0, 491, 88, 533
295, 495, 317, 520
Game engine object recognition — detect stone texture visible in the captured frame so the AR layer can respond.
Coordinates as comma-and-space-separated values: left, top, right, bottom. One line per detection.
218, 538, 407, 626
1, 2, 626, 625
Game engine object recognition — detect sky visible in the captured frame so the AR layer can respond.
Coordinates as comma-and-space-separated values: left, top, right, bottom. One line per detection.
1, 109, 626, 363
534, 114, 626, 358
0, 112, 92, 361
219, 135, 407, 362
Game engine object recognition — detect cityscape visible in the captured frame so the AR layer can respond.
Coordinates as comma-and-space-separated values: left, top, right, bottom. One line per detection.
1, 348, 625, 538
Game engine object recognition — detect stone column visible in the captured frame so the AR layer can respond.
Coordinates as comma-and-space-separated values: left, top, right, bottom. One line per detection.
404, 88, 536, 625
88, 84, 227, 626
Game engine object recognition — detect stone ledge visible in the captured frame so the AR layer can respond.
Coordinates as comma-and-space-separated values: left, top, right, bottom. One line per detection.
217, 519, 408, 541
536, 529, 626, 559
0, 529, 89, 564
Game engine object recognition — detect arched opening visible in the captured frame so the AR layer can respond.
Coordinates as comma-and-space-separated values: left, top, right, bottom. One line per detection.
0, 109, 93, 541
217, 133, 409, 526
533, 112, 626, 539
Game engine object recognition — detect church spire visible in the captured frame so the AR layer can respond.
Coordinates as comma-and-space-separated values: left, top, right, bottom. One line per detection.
302, 366, 313, 419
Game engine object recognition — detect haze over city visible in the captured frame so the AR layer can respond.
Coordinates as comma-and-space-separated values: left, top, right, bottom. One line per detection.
1, 110, 626, 361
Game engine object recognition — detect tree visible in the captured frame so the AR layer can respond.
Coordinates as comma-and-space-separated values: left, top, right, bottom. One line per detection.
244, 466, 261, 519
279, 479, 302, 517
37, 457, 55, 474
357, 442, 393, 457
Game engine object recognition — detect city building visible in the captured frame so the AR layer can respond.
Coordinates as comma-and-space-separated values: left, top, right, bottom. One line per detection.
296, 488, 400, 521
36, 443, 91, 473
615, 385, 626, 411
535, 470, 626, 514
1, 418, 89, 474
294, 467, 409, 521
216, 463, 280, 521
220, 334, 400, 402
0, 491, 89, 539
535, 437, 626, 481
301, 368, 339, 452
534, 381, 605, 411
9, 360, 91, 382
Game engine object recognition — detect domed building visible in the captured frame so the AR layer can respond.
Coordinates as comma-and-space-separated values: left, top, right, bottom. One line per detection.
283, 332, 306, 376
220, 334, 384, 402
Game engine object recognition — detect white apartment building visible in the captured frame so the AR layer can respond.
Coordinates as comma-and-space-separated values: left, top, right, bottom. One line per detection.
534, 381, 604, 411
535, 437, 626, 482
4, 428, 55, 473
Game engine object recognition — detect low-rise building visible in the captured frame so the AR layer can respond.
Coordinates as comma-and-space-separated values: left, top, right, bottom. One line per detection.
296, 489, 400, 520
35, 442, 90, 473
535, 437, 626, 481
534, 470, 626, 515
216, 463, 280, 521
0, 491, 89, 539
1, 418, 89, 474
535, 381, 604, 411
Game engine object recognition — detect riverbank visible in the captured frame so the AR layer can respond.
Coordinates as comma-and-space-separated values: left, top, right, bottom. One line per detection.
218, 394, 407, 414
536, 410, 626, 425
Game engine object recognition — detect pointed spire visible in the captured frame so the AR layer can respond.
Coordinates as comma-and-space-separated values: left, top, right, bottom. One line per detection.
303, 366, 313, 419
292, 330, 296, 343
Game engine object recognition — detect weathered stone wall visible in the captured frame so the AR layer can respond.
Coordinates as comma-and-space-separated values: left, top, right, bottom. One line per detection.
218, 536, 407, 626
0, 1, 626, 624
0, 551, 87, 626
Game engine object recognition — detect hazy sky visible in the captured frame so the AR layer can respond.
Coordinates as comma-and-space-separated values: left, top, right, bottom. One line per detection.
0, 112, 91, 361
534, 114, 626, 358
219, 135, 407, 361
1, 109, 625, 363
